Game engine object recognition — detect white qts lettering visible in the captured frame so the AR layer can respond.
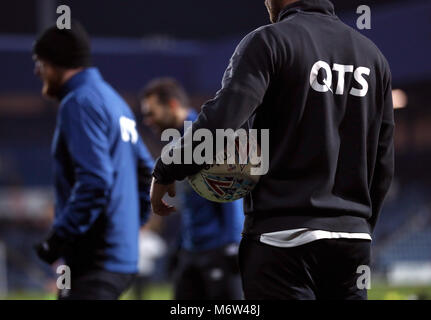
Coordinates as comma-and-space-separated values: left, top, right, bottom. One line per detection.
310, 60, 371, 97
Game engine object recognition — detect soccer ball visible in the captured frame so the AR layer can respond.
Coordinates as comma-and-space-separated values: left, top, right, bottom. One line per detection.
187, 139, 261, 203
187, 162, 261, 203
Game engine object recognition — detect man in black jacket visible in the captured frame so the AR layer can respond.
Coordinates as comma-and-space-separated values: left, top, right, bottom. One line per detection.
151, 0, 394, 299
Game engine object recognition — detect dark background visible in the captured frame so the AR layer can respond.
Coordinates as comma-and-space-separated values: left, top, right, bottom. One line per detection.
0, 0, 407, 38
0, 0, 430, 299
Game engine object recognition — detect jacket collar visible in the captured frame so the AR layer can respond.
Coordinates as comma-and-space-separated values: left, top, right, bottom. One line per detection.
186, 109, 198, 122
178, 109, 198, 134
277, 0, 335, 22
59, 67, 102, 100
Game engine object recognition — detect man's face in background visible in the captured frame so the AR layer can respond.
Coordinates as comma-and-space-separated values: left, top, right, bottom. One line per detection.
33, 56, 64, 99
141, 94, 177, 133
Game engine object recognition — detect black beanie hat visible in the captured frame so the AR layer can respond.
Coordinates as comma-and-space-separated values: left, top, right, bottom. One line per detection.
33, 21, 91, 68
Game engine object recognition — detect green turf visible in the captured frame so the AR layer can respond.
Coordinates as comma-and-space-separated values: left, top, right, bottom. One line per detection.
368, 284, 431, 300
4, 283, 431, 300
5, 292, 57, 300
120, 284, 174, 300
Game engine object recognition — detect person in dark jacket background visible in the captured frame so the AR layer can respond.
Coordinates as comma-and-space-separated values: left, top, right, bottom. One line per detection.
141, 78, 244, 299
33, 21, 154, 300
151, 0, 394, 300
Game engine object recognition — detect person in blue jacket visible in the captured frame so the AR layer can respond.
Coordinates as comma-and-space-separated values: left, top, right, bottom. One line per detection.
32, 21, 154, 300
140, 78, 244, 299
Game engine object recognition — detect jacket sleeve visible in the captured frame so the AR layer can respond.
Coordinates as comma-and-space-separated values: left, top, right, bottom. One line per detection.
368, 67, 395, 232
136, 137, 155, 226
153, 28, 278, 184
53, 96, 114, 241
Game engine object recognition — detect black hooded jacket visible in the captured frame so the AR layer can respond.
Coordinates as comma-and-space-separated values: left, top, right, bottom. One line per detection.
153, 0, 394, 236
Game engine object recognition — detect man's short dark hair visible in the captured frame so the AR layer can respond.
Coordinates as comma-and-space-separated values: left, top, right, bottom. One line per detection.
140, 78, 189, 107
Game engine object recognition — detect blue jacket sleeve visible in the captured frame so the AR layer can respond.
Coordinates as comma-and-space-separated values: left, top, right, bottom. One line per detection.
53, 96, 114, 240
136, 137, 155, 226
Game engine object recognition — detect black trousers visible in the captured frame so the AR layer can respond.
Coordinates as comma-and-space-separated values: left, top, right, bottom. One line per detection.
239, 237, 370, 300
58, 268, 136, 300
174, 246, 243, 300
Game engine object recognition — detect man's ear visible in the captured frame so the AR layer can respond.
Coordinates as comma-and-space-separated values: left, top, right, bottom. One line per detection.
140, 99, 147, 114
